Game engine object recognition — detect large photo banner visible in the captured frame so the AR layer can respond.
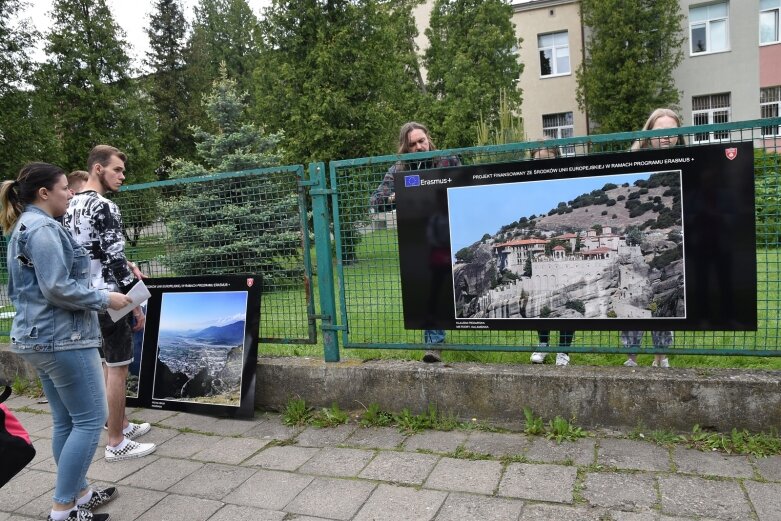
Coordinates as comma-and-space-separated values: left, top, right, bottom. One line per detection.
126, 276, 260, 418
395, 142, 756, 331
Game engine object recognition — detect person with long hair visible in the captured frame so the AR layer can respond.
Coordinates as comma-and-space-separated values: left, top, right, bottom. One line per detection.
1, 163, 132, 521
370, 122, 461, 363
622, 108, 685, 368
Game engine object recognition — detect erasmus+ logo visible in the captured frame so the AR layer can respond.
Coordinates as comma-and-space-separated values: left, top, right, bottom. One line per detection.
404, 175, 421, 188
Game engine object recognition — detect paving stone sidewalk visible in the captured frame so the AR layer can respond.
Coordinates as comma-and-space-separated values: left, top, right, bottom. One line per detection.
2, 393, 780, 521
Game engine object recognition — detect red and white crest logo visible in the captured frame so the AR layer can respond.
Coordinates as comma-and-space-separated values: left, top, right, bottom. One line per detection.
246, 278, 254, 287
725, 147, 738, 160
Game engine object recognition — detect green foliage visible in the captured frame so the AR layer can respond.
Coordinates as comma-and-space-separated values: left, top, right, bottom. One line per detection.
565, 300, 585, 314
394, 408, 429, 433
540, 305, 551, 318
576, 0, 684, 133
11, 374, 30, 396
163, 68, 301, 286
649, 244, 682, 270
475, 88, 526, 152
145, 0, 193, 162
680, 425, 781, 457
455, 246, 475, 263
546, 416, 586, 443
425, 0, 523, 148
185, 0, 262, 134
523, 255, 532, 277
256, 0, 423, 164
282, 396, 312, 426
523, 407, 544, 435
625, 226, 643, 246
360, 402, 394, 427
33, 0, 159, 178
311, 403, 349, 427
755, 150, 780, 247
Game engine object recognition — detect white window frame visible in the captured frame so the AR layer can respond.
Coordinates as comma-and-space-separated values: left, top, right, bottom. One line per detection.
538, 31, 570, 78
760, 0, 781, 45
760, 86, 781, 137
689, 2, 730, 56
691, 93, 731, 143
542, 112, 575, 156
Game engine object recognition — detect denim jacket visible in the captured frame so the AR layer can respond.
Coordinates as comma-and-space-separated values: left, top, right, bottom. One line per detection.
7, 205, 109, 352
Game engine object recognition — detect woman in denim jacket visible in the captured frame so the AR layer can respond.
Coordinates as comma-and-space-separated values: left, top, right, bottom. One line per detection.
1, 163, 130, 521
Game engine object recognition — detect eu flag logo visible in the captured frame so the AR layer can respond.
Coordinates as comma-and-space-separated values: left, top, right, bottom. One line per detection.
404, 175, 421, 188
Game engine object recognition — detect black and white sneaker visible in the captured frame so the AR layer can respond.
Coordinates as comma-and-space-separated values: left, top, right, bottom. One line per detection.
123, 422, 151, 440
47, 509, 110, 521
79, 487, 118, 511
104, 439, 156, 462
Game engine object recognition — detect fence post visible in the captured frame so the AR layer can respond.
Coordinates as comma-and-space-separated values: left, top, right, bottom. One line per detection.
310, 162, 340, 362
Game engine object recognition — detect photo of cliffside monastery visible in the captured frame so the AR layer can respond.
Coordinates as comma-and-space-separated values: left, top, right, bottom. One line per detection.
448, 171, 686, 321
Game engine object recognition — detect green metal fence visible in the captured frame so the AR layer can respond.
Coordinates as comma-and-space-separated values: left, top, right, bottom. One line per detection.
0, 119, 779, 360
328, 119, 781, 358
0, 165, 318, 345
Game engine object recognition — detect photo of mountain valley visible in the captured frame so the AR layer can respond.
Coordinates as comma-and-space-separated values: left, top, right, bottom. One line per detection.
449, 171, 685, 321
152, 291, 249, 406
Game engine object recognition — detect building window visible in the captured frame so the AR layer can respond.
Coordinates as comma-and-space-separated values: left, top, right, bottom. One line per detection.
761, 86, 781, 137
538, 31, 570, 77
761, 0, 781, 44
692, 93, 731, 143
542, 112, 575, 155
690, 2, 729, 55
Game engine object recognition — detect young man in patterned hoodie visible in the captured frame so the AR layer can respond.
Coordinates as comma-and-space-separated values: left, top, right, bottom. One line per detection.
63, 145, 156, 462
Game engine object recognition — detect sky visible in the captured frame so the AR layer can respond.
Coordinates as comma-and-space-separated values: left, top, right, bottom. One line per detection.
21, 0, 272, 69
159, 291, 248, 331
447, 172, 653, 255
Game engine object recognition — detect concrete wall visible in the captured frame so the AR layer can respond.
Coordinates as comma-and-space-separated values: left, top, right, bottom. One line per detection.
256, 357, 781, 433
513, 0, 587, 141
674, 0, 761, 124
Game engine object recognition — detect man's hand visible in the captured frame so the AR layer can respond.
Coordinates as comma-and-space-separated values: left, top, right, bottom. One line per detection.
128, 261, 147, 280
131, 306, 146, 332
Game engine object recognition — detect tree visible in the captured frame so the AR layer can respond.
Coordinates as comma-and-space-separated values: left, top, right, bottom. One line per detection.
145, 0, 192, 163
576, 0, 684, 133
34, 0, 159, 178
625, 226, 643, 246
164, 67, 301, 288
0, 0, 53, 175
424, 0, 522, 148
184, 0, 262, 133
523, 254, 532, 277
255, 0, 424, 164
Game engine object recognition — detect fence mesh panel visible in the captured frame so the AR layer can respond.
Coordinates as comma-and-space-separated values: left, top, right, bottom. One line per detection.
330, 119, 781, 355
0, 166, 316, 344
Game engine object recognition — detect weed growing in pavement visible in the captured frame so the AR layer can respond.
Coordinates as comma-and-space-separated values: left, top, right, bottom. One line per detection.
11, 375, 30, 396
394, 408, 429, 433
680, 425, 781, 457
546, 416, 587, 443
311, 403, 349, 428
359, 402, 393, 427
523, 408, 545, 435
449, 446, 492, 460
282, 397, 312, 426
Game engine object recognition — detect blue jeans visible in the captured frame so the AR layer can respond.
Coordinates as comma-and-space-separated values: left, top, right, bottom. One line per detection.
18, 348, 107, 505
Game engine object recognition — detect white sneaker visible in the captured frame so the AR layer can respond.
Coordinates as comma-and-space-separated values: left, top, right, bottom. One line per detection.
623, 359, 638, 367
652, 358, 670, 368
124, 422, 151, 440
105, 438, 156, 462
530, 352, 546, 364
555, 353, 570, 366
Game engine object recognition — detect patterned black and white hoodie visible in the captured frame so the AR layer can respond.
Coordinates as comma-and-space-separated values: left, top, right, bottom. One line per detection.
63, 191, 134, 293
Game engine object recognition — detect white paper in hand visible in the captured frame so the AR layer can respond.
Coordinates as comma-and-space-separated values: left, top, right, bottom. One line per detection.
107, 280, 152, 322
